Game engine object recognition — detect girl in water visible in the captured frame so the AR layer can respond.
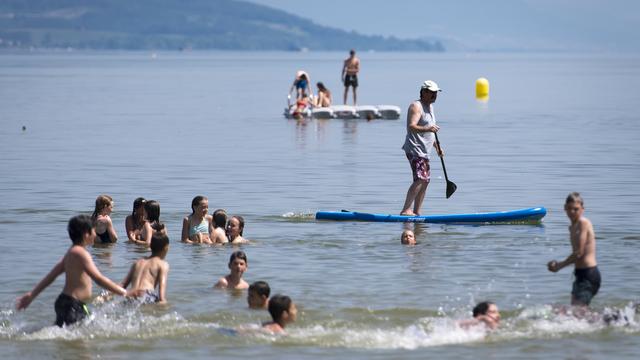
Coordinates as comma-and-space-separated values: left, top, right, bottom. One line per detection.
137, 200, 168, 246
210, 209, 229, 244
181, 196, 213, 244
92, 195, 118, 243
227, 215, 249, 244
125, 197, 146, 242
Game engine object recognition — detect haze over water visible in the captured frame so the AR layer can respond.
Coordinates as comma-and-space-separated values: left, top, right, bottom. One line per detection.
0, 51, 639, 359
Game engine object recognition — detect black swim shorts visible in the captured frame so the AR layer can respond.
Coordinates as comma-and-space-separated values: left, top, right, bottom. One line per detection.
54, 293, 89, 327
344, 74, 358, 87
572, 266, 601, 306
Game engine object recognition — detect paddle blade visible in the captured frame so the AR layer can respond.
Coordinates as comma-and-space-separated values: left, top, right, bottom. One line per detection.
445, 181, 457, 199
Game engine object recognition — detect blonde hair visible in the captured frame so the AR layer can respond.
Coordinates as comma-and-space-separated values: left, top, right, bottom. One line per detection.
92, 194, 113, 220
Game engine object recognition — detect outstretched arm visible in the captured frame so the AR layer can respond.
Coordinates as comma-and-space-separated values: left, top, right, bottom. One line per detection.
16, 259, 65, 310
81, 251, 127, 296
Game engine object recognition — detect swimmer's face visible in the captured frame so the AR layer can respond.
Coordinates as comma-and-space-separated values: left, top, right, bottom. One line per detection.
196, 200, 209, 217
229, 258, 247, 275
564, 201, 584, 222
247, 290, 265, 308
401, 231, 416, 245
227, 218, 242, 237
486, 304, 501, 323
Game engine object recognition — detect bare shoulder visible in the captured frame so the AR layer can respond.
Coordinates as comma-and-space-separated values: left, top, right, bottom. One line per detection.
215, 277, 228, 288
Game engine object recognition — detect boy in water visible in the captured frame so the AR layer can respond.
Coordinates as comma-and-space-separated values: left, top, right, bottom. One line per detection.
401, 229, 416, 245
121, 233, 170, 304
16, 215, 131, 327
459, 301, 501, 330
262, 294, 297, 334
214, 251, 249, 289
247, 281, 270, 309
548, 192, 600, 306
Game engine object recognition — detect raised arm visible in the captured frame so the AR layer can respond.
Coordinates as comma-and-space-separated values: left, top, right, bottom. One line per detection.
16, 259, 65, 310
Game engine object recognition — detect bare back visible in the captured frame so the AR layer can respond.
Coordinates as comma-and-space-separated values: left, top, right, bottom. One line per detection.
127, 257, 168, 292
570, 217, 597, 268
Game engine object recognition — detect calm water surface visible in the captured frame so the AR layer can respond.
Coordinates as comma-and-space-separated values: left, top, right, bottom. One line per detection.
0, 51, 639, 359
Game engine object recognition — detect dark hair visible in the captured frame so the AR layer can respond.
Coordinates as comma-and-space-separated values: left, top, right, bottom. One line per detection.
317, 82, 326, 91
229, 250, 248, 266
150, 233, 169, 256
565, 192, 584, 206
231, 215, 245, 236
145, 200, 165, 232
473, 301, 494, 317
131, 197, 146, 217
191, 195, 207, 214
92, 195, 113, 221
249, 281, 270, 298
350, 49, 355, 55
268, 294, 292, 323
213, 209, 228, 229
68, 214, 94, 245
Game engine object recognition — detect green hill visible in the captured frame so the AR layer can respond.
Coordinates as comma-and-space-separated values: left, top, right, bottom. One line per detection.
0, 0, 444, 51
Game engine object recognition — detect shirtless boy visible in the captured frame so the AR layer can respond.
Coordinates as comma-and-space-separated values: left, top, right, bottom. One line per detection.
341, 49, 360, 105
247, 281, 270, 310
459, 301, 501, 330
121, 233, 170, 304
16, 214, 131, 327
548, 192, 600, 306
214, 251, 249, 290
262, 294, 297, 334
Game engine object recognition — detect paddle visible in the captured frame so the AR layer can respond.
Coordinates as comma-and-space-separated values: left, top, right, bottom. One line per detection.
434, 132, 457, 198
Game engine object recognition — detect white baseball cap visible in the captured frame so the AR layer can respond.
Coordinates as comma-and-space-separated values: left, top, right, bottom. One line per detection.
421, 80, 442, 92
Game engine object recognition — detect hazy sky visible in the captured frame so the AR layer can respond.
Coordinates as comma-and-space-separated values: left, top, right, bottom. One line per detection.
247, 0, 640, 52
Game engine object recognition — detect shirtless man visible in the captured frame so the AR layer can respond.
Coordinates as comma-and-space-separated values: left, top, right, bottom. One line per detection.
16, 215, 131, 327
342, 49, 360, 105
548, 192, 600, 306
214, 251, 249, 290
121, 233, 170, 304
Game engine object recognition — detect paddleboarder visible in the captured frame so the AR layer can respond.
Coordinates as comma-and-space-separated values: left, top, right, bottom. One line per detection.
400, 80, 444, 216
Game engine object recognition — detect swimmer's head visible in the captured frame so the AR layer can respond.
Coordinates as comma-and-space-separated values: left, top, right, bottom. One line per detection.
473, 301, 501, 327
248, 281, 270, 309
564, 192, 585, 221
565, 192, 584, 207
145, 200, 161, 223
92, 194, 113, 220
268, 294, 297, 326
227, 215, 245, 237
401, 230, 416, 245
132, 197, 146, 217
213, 209, 228, 229
68, 214, 95, 245
191, 195, 208, 215
228, 251, 248, 275
150, 233, 169, 257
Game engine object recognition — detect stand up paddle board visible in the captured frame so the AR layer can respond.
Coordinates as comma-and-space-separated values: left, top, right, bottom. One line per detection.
315, 207, 546, 224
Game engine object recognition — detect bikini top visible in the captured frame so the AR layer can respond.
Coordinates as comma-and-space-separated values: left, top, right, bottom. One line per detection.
189, 216, 209, 237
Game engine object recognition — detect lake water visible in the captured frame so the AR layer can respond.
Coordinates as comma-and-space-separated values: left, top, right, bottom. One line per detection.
0, 50, 639, 359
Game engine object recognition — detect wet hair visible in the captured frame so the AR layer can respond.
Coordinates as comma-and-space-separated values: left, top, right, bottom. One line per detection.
249, 281, 270, 298
473, 301, 495, 317
145, 200, 165, 232
212, 209, 228, 229
68, 214, 94, 245
150, 233, 170, 256
565, 192, 584, 206
191, 195, 207, 214
268, 294, 292, 323
92, 195, 113, 221
130, 197, 146, 228
230, 215, 245, 236
229, 250, 248, 266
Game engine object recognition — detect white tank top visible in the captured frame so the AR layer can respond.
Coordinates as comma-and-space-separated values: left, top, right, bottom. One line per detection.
402, 101, 436, 159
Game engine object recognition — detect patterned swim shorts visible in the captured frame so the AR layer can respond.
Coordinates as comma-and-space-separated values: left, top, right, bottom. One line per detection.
406, 154, 430, 182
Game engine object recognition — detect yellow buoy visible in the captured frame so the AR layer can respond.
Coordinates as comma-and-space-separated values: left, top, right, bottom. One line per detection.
476, 77, 490, 98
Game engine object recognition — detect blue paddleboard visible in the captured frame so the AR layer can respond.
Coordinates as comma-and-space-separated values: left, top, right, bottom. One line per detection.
315, 207, 546, 224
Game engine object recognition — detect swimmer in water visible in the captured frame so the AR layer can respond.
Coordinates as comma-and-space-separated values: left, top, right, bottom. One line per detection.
125, 197, 146, 243
181, 195, 213, 244
210, 209, 229, 244
214, 251, 249, 290
248, 281, 270, 310
401, 229, 416, 245
262, 294, 297, 334
121, 233, 170, 304
459, 301, 501, 330
227, 215, 249, 244
92, 195, 118, 243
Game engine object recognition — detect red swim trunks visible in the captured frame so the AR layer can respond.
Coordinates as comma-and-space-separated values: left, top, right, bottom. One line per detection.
406, 154, 430, 182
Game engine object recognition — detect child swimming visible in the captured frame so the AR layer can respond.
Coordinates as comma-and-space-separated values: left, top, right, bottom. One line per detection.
16, 215, 131, 327
248, 281, 270, 310
121, 233, 170, 304
181, 196, 213, 244
136, 200, 168, 246
210, 209, 229, 244
214, 251, 249, 289
227, 215, 249, 244
125, 197, 146, 242
262, 294, 297, 334
92, 195, 118, 243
